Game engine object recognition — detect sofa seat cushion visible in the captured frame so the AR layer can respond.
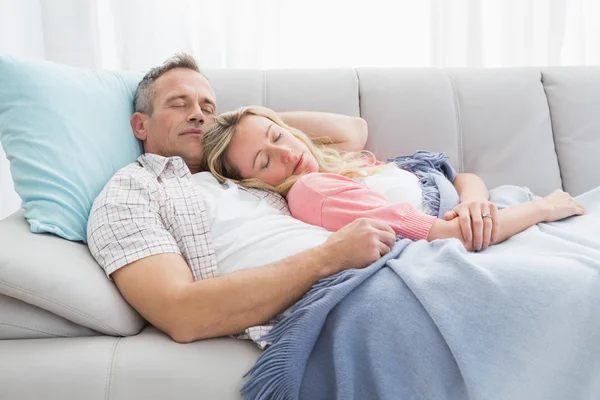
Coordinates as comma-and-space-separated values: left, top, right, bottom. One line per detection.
0, 325, 262, 400
0, 293, 100, 339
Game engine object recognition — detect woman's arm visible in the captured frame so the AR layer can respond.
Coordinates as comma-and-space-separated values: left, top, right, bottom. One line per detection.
445, 173, 499, 251
429, 189, 587, 250
452, 173, 489, 202
287, 173, 436, 241
278, 111, 368, 152
430, 201, 542, 250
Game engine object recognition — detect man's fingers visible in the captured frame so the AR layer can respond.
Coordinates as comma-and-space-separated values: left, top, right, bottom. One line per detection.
379, 230, 397, 249
378, 241, 392, 257
360, 218, 396, 249
367, 218, 396, 236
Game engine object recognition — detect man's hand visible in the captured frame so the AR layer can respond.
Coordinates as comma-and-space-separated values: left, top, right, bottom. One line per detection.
322, 218, 397, 274
444, 197, 499, 251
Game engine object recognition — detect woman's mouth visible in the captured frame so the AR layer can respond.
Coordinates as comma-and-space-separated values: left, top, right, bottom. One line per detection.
293, 153, 304, 175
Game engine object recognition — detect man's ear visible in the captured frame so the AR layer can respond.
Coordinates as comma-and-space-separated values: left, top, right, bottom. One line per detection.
131, 112, 149, 141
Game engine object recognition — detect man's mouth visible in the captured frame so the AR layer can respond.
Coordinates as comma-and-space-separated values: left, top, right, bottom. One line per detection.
180, 128, 203, 137
293, 153, 304, 175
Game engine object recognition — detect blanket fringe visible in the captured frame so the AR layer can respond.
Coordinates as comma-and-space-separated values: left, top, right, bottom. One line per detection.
241, 241, 410, 400
387, 150, 453, 218
241, 268, 361, 399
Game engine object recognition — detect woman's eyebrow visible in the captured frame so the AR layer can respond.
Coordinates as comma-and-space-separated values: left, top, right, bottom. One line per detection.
253, 123, 273, 170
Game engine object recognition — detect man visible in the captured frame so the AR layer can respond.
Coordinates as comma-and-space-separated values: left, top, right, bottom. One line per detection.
87, 53, 396, 344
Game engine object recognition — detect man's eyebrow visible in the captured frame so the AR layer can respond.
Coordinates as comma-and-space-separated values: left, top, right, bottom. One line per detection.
164, 94, 189, 103
253, 123, 273, 170
164, 94, 215, 109
200, 97, 217, 109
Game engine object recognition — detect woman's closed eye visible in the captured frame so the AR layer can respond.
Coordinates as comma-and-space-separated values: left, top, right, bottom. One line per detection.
261, 133, 283, 169
262, 156, 270, 169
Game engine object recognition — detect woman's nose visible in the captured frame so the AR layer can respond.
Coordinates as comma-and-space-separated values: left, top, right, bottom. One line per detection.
280, 147, 294, 163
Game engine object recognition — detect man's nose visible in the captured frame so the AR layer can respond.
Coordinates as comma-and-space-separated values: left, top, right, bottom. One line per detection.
187, 106, 205, 125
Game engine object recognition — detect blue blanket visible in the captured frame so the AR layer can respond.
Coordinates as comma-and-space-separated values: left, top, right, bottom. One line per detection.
242, 185, 600, 400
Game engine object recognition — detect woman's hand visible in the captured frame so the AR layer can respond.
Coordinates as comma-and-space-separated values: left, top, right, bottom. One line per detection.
427, 218, 475, 251
538, 190, 586, 222
443, 197, 500, 251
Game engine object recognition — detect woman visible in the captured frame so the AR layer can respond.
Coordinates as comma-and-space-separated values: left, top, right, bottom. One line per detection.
199, 106, 586, 251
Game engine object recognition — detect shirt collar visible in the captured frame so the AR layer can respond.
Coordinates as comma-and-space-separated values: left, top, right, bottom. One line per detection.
138, 153, 191, 178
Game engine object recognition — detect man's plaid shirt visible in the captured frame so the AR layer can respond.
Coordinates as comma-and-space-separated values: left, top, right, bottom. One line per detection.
87, 153, 287, 346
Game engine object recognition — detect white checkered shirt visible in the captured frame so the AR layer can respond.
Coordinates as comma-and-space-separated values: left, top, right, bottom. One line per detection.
87, 153, 288, 346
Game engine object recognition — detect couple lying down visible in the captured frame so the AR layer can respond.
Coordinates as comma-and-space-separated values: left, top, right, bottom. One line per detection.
85, 55, 600, 398
194, 106, 600, 399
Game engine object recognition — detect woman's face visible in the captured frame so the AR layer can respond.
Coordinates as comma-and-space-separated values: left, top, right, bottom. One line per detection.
225, 114, 319, 186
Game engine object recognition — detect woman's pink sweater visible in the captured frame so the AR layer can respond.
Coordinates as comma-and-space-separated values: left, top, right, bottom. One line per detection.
287, 172, 436, 240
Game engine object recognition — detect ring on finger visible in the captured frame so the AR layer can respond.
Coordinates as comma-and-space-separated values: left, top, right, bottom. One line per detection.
481, 212, 492, 219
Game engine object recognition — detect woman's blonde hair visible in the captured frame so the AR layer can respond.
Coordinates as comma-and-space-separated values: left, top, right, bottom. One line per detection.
199, 106, 389, 195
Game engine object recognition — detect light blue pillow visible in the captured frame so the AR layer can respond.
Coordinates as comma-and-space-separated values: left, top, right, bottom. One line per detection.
0, 55, 143, 242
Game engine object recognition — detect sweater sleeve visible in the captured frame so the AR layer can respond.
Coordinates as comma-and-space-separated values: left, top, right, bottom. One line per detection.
287, 173, 436, 240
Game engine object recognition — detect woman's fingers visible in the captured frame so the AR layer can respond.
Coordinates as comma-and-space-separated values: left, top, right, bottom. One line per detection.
490, 205, 500, 244
468, 203, 486, 251
444, 210, 458, 221
457, 207, 473, 245
481, 205, 494, 250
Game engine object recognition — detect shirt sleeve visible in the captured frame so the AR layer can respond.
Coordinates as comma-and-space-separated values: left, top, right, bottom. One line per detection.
287, 173, 436, 240
87, 171, 181, 279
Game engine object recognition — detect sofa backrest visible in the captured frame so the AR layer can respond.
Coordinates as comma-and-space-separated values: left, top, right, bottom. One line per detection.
205, 67, 600, 196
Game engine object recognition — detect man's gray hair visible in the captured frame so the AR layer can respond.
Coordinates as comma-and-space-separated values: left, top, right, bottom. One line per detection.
133, 53, 202, 115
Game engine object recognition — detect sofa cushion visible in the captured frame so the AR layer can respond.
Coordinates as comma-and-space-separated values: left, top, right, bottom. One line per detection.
264, 69, 360, 116
0, 293, 100, 339
542, 67, 600, 196
0, 210, 145, 336
0, 325, 261, 400
0, 55, 143, 242
357, 68, 461, 169
448, 69, 562, 196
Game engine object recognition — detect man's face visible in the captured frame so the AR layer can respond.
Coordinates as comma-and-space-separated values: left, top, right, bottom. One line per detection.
135, 68, 216, 173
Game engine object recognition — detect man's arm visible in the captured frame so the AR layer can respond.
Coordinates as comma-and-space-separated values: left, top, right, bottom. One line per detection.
278, 111, 368, 152
111, 218, 396, 343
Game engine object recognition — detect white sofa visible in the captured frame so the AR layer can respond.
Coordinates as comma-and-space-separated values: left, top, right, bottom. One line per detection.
1, 66, 600, 399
